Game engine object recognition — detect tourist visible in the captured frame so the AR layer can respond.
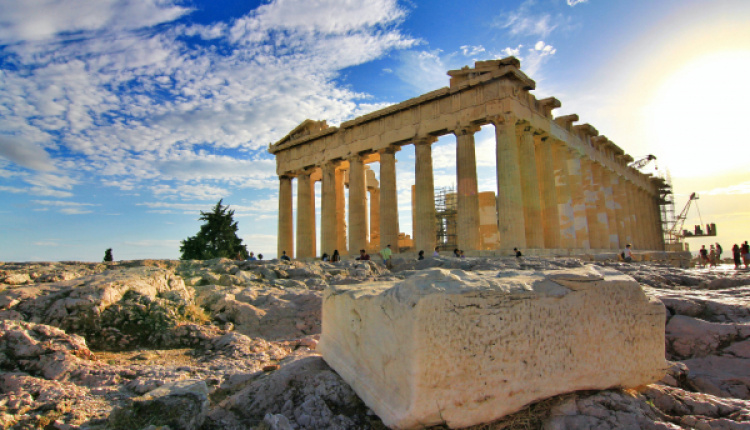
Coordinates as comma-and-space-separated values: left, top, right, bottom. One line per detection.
418, 250, 425, 260
716, 243, 723, 263
380, 244, 393, 269
513, 247, 523, 258
742, 241, 750, 269
698, 245, 708, 267
280, 250, 291, 261
331, 250, 341, 262
235, 251, 243, 260
433, 246, 439, 257
257, 254, 263, 261
459, 250, 465, 259
321, 253, 330, 262
356, 249, 370, 261
709, 245, 717, 268
732, 244, 742, 269
247, 252, 257, 261
622, 244, 633, 263
453, 248, 460, 258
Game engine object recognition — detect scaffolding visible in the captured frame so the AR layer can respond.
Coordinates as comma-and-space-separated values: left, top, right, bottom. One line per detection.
435, 186, 457, 251
659, 173, 678, 249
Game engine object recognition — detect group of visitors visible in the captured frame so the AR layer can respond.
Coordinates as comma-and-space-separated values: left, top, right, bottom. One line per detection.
698, 243, 723, 268
244, 251, 263, 261
732, 241, 750, 269
324, 244, 393, 268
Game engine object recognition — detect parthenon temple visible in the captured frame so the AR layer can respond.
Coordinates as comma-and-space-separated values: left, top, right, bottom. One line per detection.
268, 57, 667, 259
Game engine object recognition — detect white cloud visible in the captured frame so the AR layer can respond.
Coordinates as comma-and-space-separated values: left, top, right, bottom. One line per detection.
567, 0, 588, 6
0, 0, 191, 44
0, 0, 416, 203
702, 181, 750, 196
0, 135, 56, 171
32, 199, 97, 214
460, 45, 486, 57
497, 2, 558, 39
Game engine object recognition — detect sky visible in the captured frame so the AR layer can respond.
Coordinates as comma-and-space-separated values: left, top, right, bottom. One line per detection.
1, 0, 749, 262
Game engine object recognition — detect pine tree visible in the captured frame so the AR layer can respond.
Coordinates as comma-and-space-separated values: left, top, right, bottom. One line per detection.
180, 199, 248, 260
103, 248, 113, 262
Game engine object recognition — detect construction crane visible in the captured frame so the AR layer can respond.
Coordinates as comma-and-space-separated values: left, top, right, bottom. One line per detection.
629, 154, 657, 170
667, 193, 717, 244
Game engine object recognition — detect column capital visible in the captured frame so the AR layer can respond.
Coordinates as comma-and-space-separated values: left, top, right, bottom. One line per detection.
379, 145, 401, 155
516, 123, 534, 134
279, 173, 295, 180
413, 135, 438, 146
452, 123, 481, 136
487, 113, 517, 127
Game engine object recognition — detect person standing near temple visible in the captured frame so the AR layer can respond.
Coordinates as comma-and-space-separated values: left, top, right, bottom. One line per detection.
380, 244, 393, 269
742, 241, 750, 269
699, 245, 708, 268
732, 244, 742, 269
716, 243, 723, 264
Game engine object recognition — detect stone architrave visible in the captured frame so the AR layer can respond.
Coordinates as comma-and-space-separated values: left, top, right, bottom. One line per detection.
454, 124, 481, 251
349, 155, 368, 253
319, 266, 666, 430
518, 126, 543, 249
535, 135, 560, 249
379, 147, 400, 251
493, 115, 526, 250
414, 137, 437, 253
277, 175, 294, 258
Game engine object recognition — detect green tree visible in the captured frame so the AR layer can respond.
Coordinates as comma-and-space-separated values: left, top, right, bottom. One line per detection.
103, 248, 113, 262
180, 199, 248, 260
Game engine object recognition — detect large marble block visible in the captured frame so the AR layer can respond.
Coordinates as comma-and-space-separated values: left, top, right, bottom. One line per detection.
318, 266, 666, 429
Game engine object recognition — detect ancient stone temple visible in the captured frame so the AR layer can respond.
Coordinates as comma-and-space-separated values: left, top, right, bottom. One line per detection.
268, 57, 666, 259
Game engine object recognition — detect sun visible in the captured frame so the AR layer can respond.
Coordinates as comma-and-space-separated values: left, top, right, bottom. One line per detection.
642, 50, 750, 178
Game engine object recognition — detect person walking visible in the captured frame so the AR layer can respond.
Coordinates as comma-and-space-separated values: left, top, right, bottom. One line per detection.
699, 245, 708, 268
709, 245, 717, 268
716, 243, 723, 264
380, 244, 393, 269
742, 241, 750, 269
732, 244, 742, 269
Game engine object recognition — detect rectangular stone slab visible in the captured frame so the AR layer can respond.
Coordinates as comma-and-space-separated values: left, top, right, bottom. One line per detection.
319, 266, 666, 429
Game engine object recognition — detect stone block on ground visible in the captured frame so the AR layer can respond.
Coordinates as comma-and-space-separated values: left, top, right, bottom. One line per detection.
319, 266, 666, 429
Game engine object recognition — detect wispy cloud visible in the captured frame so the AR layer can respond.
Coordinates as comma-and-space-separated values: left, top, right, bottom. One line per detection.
567, 0, 588, 6
702, 181, 750, 196
496, 1, 559, 39
0, 0, 416, 204
31, 199, 97, 214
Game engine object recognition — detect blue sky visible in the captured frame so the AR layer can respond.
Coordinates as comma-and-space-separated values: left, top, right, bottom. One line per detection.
1, 0, 749, 261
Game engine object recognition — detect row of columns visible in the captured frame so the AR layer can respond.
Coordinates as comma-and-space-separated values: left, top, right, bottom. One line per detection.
278, 120, 663, 259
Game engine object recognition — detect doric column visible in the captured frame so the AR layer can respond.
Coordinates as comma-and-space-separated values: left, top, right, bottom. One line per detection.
320, 161, 338, 256
414, 136, 438, 253
277, 175, 294, 259
518, 125, 543, 249
369, 187, 380, 249
493, 115, 526, 250
567, 152, 590, 249
581, 159, 601, 248
379, 147, 400, 251
454, 124, 482, 251
642, 189, 656, 250
535, 135, 560, 249
602, 169, 620, 249
615, 179, 633, 246
553, 142, 576, 249
623, 181, 637, 246
590, 163, 611, 249
335, 168, 347, 254
348, 154, 368, 253
653, 193, 665, 250
296, 170, 315, 258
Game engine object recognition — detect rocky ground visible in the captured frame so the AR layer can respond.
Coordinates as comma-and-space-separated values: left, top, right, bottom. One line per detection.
1, 256, 750, 429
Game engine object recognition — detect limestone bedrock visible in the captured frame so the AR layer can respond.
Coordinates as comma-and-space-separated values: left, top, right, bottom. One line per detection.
318, 266, 666, 429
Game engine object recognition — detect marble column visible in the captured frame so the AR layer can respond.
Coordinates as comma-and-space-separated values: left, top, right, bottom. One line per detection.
602, 169, 620, 249
335, 168, 347, 254
582, 159, 603, 249
553, 142, 576, 249
277, 175, 294, 259
653, 194, 665, 250
519, 126, 544, 249
414, 137, 438, 253
369, 187, 380, 249
320, 161, 338, 256
455, 124, 481, 251
567, 152, 590, 249
623, 181, 638, 247
379, 147, 400, 251
535, 135, 560, 249
493, 116, 526, 250
348, 154, 368, 253
616, 179, 633, 246
296, 171, 315, 258
591, 163, 611, 249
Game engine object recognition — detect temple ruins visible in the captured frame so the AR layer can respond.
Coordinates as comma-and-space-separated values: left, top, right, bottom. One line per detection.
268, 57, 667, 258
